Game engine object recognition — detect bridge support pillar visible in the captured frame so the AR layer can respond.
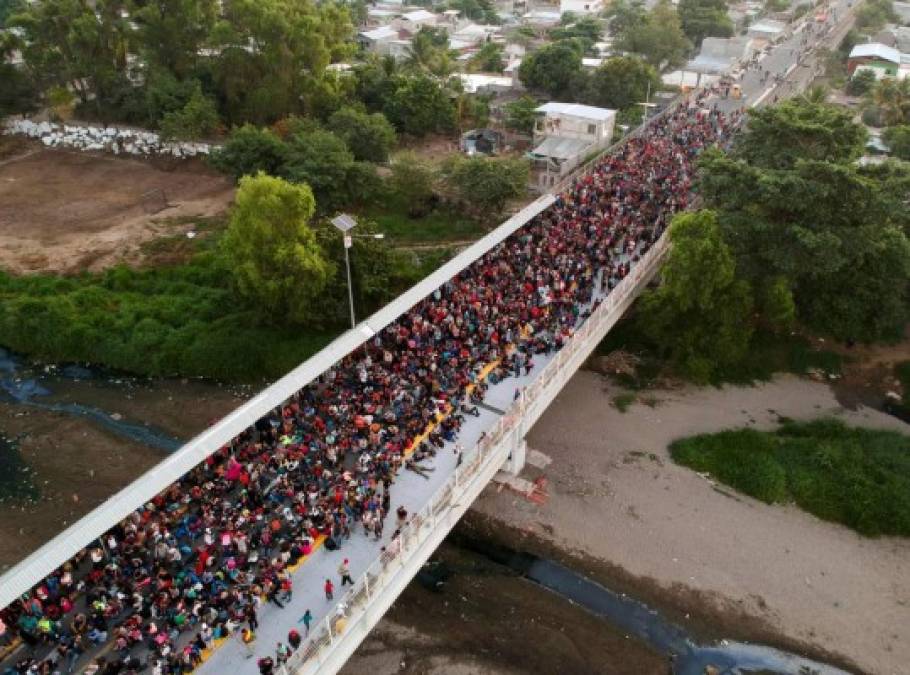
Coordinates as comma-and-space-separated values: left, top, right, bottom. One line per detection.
501, 437, 527, 475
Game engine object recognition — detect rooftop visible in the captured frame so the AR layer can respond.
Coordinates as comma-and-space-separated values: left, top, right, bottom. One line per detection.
535, 102, 616, 121
849, 42, 902, 63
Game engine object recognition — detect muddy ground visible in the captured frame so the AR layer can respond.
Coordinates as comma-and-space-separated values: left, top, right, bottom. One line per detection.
0, 378, 245, 570
341, 538, 667, 675
0, 143, 233, 274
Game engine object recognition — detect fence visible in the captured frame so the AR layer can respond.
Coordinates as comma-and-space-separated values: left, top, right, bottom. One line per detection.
280, 235, 670, 675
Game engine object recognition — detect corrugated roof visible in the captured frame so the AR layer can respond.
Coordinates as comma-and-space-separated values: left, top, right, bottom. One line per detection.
0, 194, 556, 611
535, 102, 616, 121
849, 42, 902, 64
530, 136, 592, 160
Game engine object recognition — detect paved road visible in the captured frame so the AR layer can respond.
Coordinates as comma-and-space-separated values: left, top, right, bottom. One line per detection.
711, 0, 855, 115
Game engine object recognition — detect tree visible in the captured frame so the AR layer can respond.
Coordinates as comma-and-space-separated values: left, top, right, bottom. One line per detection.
518, 40, 584, 99
855, 0, 896, 30
698, 102, 910, 342
732, 99, 865, 169
448, 0, 499, 24
503, 95, 539, 134
389, 152, 438, 209
883, 125, 910, 160
677, 0, 733, 47
614, 0, 691, 70
221, 173, 333, 325
869, 77, 910, 126
159, 85, 220, 140
469, 41, 505, 73
640, 210, 754, 383
845, 69, 876, 96
383, 75, 456, 137
443, 156, 528, 216
548, 15, 604, 48
283, 128, 376, 213
327, 107, 397, 162
132, 0, 217, 79
583, 56, 660, 111
209, 0, 353, 125
0, 0, 22, 26
456, 93, 491, 131
606, 0, 648, 37
404, 27, 454, 77
210, 125, 289, 179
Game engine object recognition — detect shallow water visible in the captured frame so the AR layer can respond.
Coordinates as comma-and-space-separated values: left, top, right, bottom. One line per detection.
0, 348, 181, 452
455, 538, 849, 675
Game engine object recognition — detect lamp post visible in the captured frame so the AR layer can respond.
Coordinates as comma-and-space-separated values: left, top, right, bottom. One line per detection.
330, 213, 385, 328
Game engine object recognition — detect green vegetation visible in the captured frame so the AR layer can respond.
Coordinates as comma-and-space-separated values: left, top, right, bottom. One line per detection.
222, 174, 333, 325
670, 419, 910, 537
855, 0, 897, 30
629, 101, 910, 383
503, 96, 539, 135
883, 125, 910, 159
358, 190, 488, 244
609, 0, 691, 70
677, 0, 733, 47
442, 155, 530, 217
612, 392, 636, 412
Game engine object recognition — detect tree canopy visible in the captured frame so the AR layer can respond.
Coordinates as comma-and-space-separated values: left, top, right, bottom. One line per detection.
584, 56, 660, 111
640, 210, 754, 383
518, 39, 585, 99
612, 0, 691, 70
677, 0, 733, 47
698, 100, 910, 342
221, 173, 333, 325
443, 156, 529, 217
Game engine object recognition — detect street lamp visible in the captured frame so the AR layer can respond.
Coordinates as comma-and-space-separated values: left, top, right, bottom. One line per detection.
330, 213, 385, 328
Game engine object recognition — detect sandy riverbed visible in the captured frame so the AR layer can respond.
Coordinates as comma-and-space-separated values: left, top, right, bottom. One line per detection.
472, 372, 910, 675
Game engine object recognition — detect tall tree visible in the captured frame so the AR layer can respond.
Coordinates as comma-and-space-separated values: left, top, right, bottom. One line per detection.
583, 56, 660, 111
383, 75, 456, 137
518, 39, 585, 99
327, 107, 397, 163
614, 0, 691, 70
640, 210, 754, 383
221, 173, 333, 325
677, 0, 733, 47
732, 99, 866, 169
132, 0, 217, 79
443, 156, 528, 217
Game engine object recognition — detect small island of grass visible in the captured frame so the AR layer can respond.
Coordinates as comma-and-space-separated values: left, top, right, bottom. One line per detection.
669, 419, 910, 537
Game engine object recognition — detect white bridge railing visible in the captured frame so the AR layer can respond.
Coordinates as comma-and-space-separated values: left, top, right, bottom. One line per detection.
281, 235, 670, 675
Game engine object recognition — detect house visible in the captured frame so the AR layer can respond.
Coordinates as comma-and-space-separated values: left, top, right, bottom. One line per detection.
359, 25, 412, 59
530, 102, 616, 190
400, 9, 438, 33
688, 36, 755, 74
451, 23, 500, 47
522, 9, 562, 26
457, 73, 516, 94
893, 0, 910, 24
747, 19, 787, 42
847, 43, 902, 75
559, 0, 604, 15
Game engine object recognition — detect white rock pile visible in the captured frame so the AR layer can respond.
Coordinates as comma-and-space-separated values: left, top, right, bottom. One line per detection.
3, 118, 216, 158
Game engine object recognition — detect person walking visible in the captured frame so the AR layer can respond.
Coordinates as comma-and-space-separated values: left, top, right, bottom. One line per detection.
324, 578, 334, 601
338, 559, 354, 586
299, 610, 313, 636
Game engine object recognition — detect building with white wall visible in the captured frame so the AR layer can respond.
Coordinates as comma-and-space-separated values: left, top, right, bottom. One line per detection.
530, 102, 616, 190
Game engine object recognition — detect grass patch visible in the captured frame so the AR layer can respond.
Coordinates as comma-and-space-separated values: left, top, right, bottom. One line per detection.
612, 392, 636, 412
670, 419, 910, 537
358, 192, 488, 245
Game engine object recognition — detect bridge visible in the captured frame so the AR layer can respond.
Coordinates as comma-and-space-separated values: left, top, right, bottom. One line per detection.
0, 3, 854, 672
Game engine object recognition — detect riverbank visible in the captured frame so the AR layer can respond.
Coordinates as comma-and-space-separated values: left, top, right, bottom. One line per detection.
340, 539, 667, 675
470, 372, 909, 675
0, 370, 245, 570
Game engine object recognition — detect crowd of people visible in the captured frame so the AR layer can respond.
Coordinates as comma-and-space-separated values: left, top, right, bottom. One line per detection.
0, 95, 738, 675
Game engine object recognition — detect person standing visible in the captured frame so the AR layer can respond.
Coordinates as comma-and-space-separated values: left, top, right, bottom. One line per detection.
287, 628, 301, 651
324, 578, 334, 601
338, 559, 354, 586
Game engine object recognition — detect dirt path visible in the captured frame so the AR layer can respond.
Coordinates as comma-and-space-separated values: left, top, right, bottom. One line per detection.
0, 145, 233, 274
473, 372, 910, 675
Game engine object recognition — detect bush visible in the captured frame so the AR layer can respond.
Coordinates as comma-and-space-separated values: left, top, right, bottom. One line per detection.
670, 419, 910, 536
846, 69, 876, 96
159, 85, 220, 141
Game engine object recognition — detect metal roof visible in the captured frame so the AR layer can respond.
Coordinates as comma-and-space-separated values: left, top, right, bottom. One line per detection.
849, 42, 903, 64
535, 102, 616, 122
530, 136, 592, 160
0, 194, 555, 611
